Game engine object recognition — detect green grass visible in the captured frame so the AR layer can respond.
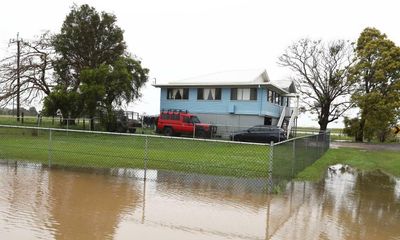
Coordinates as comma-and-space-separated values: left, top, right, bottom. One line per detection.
0, 127, 270, 178
296, 127, 353, 141
0, 125, 337, 181
0, 115, 94, 130
296, 126, 344, 134
296, 147, 400, 181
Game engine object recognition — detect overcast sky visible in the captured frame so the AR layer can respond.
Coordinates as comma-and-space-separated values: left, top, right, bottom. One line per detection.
1, 0, 399, 127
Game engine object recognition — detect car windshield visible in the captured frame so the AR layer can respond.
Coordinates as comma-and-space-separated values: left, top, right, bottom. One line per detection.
191, 116, 201, 124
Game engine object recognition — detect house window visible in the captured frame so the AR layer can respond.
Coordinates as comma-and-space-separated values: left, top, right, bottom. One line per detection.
267, 90, 274, 102
275, 93, 280, 105
267, 90, 282, 105
167, 88, 189, 100
230, 88, 257, 100
197, 88, 221, 100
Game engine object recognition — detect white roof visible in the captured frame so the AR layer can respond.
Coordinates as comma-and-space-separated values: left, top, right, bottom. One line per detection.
271, 79, 297, 93
153, 69, 270, 87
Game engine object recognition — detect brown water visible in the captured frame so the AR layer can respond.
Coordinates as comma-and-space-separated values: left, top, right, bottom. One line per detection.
0, 163, 399, 240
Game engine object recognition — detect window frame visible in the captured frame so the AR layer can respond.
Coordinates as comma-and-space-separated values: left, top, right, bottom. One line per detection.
230, 87, 257, 101
197, 88, 222, 101
166, 88, 189, 100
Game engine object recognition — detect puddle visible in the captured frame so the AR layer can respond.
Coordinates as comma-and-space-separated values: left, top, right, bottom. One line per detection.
0, 163, 399, 239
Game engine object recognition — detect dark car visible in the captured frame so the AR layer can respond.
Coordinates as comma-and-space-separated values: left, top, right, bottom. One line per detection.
230, 125, 287, 143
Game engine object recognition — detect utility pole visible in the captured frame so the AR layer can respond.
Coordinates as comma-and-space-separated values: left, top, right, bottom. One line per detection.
10, 33, 21, 122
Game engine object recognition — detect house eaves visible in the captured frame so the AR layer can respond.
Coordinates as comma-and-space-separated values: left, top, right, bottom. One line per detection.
152, 69, 293, 94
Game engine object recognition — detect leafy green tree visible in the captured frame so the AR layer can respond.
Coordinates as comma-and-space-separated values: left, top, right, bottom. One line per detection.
343, 117, 362, 140
80, 56, 148, 131
43, 4, 149, 130
28, 107, 38, 116
279, 39, 355, 131
42, 90, 82, 118
350, 27, 400, 142
52, 4, 126, 91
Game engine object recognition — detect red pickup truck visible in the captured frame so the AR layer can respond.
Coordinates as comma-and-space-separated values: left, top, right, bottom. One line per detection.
156, 110, 217, 138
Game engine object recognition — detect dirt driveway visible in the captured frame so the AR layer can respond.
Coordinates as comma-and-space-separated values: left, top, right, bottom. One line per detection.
331, 141, 400, 151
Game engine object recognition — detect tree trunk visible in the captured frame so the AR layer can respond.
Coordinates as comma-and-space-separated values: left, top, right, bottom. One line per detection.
90, 117, 94, 131
319, 120, 328, 131
378, 129, 387, 143
105, 105, 116, 132
318, 106, 330, 131
355, 118, 365, 142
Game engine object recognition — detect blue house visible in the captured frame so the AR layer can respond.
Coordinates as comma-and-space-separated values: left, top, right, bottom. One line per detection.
153, 69, 299, 135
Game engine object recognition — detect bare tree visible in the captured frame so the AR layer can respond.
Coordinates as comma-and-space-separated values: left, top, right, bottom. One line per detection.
0, 31, 55, 108
279, 39, 355, 130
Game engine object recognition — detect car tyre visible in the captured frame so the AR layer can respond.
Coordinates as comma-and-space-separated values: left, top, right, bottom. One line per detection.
163, 127, 174, 136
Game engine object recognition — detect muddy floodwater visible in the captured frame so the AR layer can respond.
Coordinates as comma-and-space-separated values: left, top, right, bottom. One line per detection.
0, 163, 399, 240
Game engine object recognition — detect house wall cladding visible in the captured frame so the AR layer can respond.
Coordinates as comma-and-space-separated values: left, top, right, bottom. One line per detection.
197, 113, 266, 138
195, 113, 273, 127
160, 87, 284, 118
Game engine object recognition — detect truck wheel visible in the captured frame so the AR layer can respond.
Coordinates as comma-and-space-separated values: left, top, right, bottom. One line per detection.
163, 127, 174, 136
197, 130, 207, 138
117, 126, 127, 133
128, 128, 136, 133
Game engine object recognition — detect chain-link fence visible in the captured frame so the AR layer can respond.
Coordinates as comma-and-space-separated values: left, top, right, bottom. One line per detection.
0, 114, 159, 135
0, 114, 293, 142
0, 114, 291, 141
210, 124, 288, 142
0, 114, 102, 130
270, 131, 330, 191
0, 124, 329, 193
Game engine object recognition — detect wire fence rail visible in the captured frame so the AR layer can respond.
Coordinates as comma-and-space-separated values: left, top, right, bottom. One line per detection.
0, 124, 330, 193
1, 114, 299, 141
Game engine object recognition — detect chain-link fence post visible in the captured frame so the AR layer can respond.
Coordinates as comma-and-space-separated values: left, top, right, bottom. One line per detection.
48, 128, 52, 167
268, 141, 274, 194
316, 133, 319, 158
291, 138, 296, 177
319, 132, 322, 157
144, 135, 148, 180
327, 131, 330, 150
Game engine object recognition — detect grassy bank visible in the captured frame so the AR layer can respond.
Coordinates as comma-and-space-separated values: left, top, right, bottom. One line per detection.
0, 126, 271, 178
297, 147, 400, 181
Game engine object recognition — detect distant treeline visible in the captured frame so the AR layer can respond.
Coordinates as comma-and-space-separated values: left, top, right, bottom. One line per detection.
0, 107, 38, 116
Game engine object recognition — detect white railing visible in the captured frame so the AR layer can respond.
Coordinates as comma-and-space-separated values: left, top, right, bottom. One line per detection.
277, 106, 286, 128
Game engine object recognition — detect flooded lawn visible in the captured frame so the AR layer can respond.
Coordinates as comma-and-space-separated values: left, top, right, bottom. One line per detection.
0, 163, 399, 240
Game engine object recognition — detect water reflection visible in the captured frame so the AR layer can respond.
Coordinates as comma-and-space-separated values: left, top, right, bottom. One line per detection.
47, 169, 141, 239
394, 177, 400, 200
0, 162, 399, 240
270, 165, 400, 240
0, 163, 55, 240
0, 163, 141, 240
